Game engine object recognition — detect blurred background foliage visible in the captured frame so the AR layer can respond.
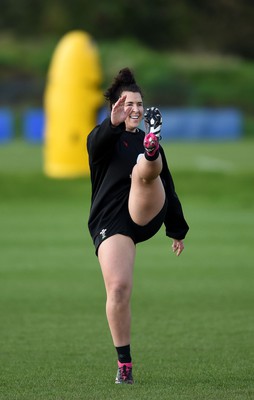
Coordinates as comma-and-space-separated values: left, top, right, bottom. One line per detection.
0, 0, 254, 134
1, 0, 254, 57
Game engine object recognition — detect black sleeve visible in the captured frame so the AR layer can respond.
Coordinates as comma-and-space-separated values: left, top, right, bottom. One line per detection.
160, 147, 189, 240
87, 118, 125, 164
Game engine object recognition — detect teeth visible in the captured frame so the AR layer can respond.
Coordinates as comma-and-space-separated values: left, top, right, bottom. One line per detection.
130, 116, 139, 119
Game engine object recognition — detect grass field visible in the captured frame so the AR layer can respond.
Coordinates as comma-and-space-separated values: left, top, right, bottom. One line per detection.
0, 139, 253, 399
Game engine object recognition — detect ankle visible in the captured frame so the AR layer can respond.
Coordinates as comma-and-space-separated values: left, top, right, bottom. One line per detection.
118, 361, 132, 368
144, 133, 159, 160
116, 344, 132, 363
144, 148, 160, 161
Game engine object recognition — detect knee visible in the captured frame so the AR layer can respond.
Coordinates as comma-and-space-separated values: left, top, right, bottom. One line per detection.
107, 282, 131, 306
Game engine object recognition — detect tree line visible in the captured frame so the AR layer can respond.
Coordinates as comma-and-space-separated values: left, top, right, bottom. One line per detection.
1, 0, 254, 58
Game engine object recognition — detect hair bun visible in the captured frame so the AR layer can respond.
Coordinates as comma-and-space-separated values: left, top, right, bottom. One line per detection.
118, 68, 136, 85
104, 67, 142, 108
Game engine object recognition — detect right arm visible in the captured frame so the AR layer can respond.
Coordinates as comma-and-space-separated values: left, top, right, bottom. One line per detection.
87, 118, 125, 164
87, 95, 132, 164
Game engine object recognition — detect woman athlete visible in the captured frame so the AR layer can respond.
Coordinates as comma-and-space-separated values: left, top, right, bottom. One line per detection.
87, 67, 189, 384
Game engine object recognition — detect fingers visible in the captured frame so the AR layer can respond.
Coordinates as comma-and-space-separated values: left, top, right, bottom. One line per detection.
114, 95, 127, 107
112, 96, 126, 114
123, 102, 133, 116
111, 95, 132, 126
172, 240, 184, 256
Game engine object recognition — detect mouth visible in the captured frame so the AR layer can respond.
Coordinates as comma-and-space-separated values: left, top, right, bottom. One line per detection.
129, 115, 139, 120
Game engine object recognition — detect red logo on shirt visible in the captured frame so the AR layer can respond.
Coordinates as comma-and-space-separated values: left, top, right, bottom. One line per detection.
123, 140, 128, 148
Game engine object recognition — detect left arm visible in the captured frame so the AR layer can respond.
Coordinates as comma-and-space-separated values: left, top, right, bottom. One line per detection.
160, 146, 189, 255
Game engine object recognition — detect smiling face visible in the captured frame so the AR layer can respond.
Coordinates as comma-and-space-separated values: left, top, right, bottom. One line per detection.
121, 91, 144, 132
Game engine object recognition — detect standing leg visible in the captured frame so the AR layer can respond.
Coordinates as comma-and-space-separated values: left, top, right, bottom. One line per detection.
98, 234, 135, 384
98, 234, 135, 347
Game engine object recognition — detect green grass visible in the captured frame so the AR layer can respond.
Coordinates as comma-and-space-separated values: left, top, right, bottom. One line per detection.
0, 139, 254, 399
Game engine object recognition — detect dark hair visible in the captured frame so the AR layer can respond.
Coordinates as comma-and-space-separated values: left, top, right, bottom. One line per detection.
104, 67, 143, 109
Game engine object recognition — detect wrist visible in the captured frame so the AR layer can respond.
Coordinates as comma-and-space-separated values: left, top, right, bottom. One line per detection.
110, 120, 118, 128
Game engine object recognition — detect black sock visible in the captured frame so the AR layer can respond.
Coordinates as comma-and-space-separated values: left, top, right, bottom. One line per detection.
144, 149, 159, 161
116, 344, 132, 363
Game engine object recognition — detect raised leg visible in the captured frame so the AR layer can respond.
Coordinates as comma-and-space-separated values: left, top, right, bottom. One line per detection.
128, 153, 166, 226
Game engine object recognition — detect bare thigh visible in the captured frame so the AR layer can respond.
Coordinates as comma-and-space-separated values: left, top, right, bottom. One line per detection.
128, 159, 166, 226
98, 234, 136, 294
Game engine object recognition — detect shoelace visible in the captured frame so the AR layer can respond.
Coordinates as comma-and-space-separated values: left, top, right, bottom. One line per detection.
120, 365, 131, 380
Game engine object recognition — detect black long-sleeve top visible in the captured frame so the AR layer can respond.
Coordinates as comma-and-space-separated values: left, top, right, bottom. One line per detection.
87, 118, 189, 242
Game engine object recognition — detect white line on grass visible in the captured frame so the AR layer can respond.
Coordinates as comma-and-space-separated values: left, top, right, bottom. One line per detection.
195, 156, 235, 172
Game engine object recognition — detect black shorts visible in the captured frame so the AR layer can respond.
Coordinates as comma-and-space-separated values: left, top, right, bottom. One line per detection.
94, 199, 168, 255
